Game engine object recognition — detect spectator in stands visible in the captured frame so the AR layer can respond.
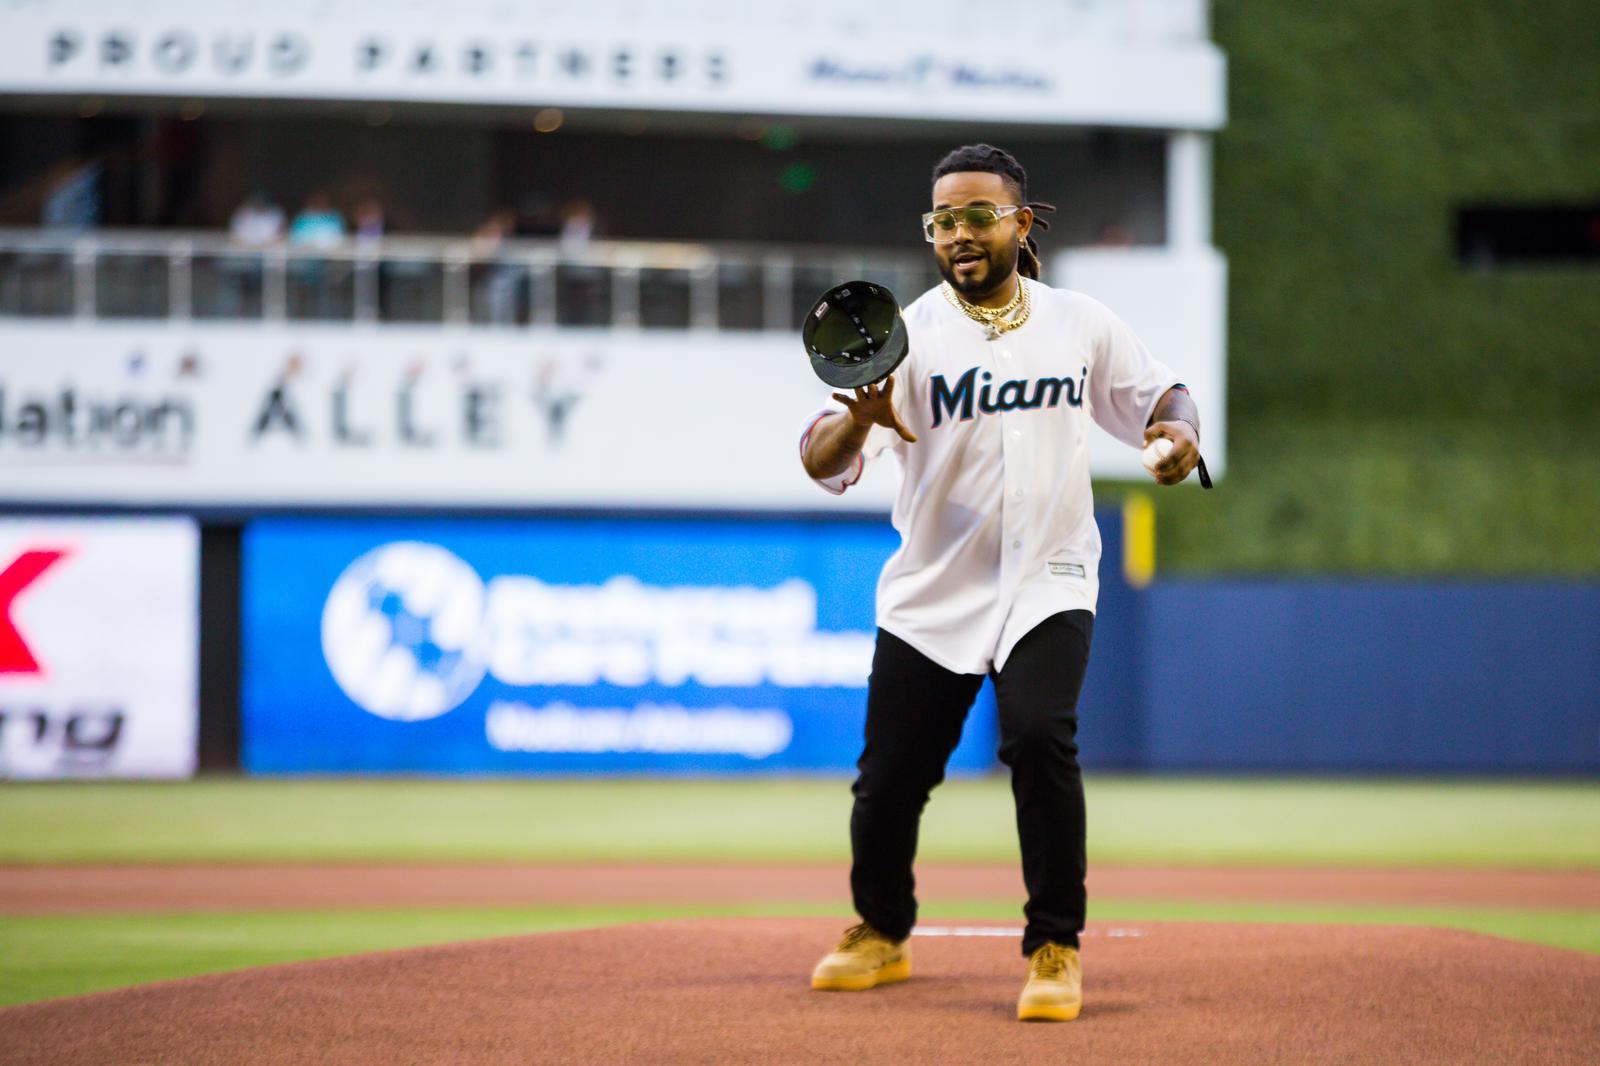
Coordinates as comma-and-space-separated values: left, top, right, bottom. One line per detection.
288, 190, 345, 319
353, 197, 386, 246
474, 207, 517, 245
473, 206, 522, 324
288, 190, 345, 248
40, 157, 103, 231
556, 198, 605, 319
559, 198, 596, 252
215, 192, 283, 317
229, 193, 285, 246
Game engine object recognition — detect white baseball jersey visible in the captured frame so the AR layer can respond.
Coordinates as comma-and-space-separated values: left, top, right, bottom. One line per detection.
800, 277, 1179, 675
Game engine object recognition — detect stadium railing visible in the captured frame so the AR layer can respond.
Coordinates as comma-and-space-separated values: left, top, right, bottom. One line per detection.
0, 229, 941, 333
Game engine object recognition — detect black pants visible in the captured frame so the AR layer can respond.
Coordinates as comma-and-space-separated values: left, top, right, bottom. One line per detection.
849, 611, 1094, 956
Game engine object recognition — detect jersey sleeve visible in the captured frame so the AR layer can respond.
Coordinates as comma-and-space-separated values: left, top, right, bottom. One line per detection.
797, 396, 904, 496
1084, 299, 1181, 448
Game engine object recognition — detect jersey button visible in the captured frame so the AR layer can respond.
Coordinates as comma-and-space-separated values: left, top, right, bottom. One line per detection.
1013, 489, 1024, 501
1012, 540, 1022, 550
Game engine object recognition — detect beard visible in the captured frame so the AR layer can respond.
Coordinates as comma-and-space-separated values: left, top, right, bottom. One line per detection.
937, 239, 1021, 301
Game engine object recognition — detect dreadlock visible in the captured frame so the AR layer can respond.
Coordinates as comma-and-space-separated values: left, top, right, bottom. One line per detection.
931, 144, 1056, 280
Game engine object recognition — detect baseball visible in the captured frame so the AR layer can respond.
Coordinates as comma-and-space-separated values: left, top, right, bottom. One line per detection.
1141, 436, 1174, 476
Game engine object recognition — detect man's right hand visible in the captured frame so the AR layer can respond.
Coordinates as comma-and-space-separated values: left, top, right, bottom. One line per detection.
832, 375, 918, 443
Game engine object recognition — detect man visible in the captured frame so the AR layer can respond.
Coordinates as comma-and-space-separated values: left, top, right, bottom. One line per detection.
799, 144, 1205, 1022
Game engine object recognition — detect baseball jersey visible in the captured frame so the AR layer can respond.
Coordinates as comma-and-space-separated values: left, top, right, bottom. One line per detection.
799, 277, 1179, 675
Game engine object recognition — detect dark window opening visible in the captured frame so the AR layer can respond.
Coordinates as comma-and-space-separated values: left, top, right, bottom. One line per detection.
1456, 205, 1600, 268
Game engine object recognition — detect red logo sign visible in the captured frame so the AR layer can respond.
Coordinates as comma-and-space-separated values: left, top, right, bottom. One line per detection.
0, 549, 69, 674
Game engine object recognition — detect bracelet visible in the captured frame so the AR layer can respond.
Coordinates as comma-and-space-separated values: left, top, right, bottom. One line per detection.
1170, 415, 1212, 489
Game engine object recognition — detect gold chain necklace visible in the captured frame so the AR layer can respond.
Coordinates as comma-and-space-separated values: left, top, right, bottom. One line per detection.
943, 279, 1031, 340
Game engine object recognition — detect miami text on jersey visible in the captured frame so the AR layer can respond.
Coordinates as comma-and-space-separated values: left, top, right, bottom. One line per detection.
928, 366, 1087, 428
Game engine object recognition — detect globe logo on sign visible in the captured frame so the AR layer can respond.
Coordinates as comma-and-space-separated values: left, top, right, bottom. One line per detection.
320, 542, 489, 721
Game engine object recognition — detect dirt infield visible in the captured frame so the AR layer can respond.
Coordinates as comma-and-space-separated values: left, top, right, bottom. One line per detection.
4, 862, 1597, 913
3, 917, 1597, 1064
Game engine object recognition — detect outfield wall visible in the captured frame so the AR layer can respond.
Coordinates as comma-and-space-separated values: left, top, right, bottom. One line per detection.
0, 517, 199, 779
228, 510, 1598, 776
1135, 581, 1600, 774
1080, 512, 1598, 773
2, 509, 1593, 778
238, 515, 999, 775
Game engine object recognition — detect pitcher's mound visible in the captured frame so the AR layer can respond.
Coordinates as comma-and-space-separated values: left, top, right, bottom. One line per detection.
3, 919, 1596, 1064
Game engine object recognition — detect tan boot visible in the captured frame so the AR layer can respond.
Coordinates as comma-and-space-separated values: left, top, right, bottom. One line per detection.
810, 922, 911, 991
1017, 942, 1082, 1021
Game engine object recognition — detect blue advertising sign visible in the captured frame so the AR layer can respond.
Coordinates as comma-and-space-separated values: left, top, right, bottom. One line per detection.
242, 517, 999, 774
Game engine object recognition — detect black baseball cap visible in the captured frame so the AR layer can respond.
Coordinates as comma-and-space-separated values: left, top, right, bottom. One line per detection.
802, 280, 910, 389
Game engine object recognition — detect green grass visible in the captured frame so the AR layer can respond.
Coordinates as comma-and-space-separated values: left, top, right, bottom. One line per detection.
1083, 777, 1600, 868
3, 777, 1596, 867
4, 777, 1593, 1009
1087, 901, 1600, 957
3, 898, 1595, 1009
0, 903, 795, 1007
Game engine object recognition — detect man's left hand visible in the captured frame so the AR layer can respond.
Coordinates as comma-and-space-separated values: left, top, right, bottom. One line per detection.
1143, 421, 1200, 486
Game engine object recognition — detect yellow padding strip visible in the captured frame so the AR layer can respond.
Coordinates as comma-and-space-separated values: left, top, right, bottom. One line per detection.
1123, 494, 1155, 589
